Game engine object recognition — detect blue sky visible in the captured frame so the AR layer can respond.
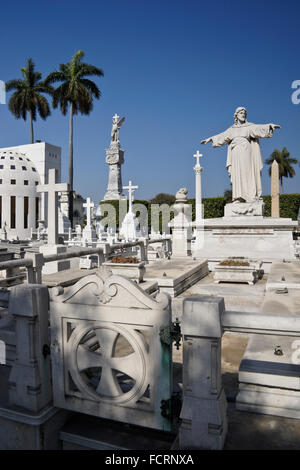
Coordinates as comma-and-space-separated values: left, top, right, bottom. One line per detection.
0, 0, 299, 203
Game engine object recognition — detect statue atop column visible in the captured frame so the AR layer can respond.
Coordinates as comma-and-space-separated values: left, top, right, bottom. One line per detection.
201, 107, 280, 216
111, 113, 125, 144
103, 114, 126, 201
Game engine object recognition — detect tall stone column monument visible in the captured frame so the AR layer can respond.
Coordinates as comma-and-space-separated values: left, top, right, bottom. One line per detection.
103, 114, 126, 200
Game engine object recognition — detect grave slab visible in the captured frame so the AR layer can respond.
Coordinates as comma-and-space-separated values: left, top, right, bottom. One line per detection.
237, 273, 300, 419
144, 257, 208, 297
265, 260, 300, 291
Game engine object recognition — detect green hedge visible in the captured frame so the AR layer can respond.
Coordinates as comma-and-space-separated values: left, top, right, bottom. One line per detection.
188, 195, 300, 220
99, 193, 300, 229
262, 194, 300, 220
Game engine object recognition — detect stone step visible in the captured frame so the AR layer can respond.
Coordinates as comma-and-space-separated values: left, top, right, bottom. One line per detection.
59, 413, 176, 450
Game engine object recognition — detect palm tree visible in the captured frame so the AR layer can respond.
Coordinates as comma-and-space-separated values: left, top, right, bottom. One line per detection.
45, 50, 104, 227
265, 147, 298, 193
6, 58, 53, 143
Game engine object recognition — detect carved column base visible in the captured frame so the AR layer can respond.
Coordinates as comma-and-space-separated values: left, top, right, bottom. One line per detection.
179, 390, 228, 450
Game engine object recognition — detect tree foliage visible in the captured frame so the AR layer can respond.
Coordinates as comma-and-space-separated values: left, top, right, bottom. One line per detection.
45, 50, 104, 226
149, 193, 175, 205
6, 58, 53, 143
265, 147, 298, 193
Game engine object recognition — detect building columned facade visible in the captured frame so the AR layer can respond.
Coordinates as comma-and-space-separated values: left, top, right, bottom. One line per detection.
0, 150, 41, 239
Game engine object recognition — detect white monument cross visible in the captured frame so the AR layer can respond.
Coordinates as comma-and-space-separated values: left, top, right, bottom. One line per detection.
113, 113, 119, 122
193, 150, 203, 168
123, 180, 138, 213
37, 169, 69, 245
193, 150, 204, 222
83, 197, 95, 227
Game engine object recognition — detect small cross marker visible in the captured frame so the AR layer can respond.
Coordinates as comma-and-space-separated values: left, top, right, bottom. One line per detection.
123, 180, 138, 213
193, 150, 203, 167
37, 169, 69, 245
83, 197, 95, 227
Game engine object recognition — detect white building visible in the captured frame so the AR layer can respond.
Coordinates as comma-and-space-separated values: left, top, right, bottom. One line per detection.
0, 142, 61, 225
0, 149, 40, 239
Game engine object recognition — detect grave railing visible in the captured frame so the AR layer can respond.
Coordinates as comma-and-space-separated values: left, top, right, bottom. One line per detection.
179, 296, 300, 450
0, 238, 155, 284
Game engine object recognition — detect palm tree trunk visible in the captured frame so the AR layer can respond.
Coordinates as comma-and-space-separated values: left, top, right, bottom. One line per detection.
280, 177, 283, 194
68, 102, 74, 228
29, 109, 34, 144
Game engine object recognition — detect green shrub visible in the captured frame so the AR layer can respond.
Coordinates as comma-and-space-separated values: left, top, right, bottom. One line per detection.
262, 193, 300, 220
99, 193, 300, 230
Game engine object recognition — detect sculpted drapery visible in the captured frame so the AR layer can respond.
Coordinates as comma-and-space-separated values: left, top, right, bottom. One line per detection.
201, 108, 280, 203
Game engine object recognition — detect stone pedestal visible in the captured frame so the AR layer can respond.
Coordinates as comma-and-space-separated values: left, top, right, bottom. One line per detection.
82, 226, 96, 243
39, 244, 70, 275
171, 228, 192, 257
103, 143, 125, 200
195, 216, 297, 271
192, 220, 205, 258
224, 200, 264, 217
169, 189, 192, 258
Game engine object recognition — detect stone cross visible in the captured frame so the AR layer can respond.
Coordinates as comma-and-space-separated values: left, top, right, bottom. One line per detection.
113, 113, 119, 123
193, 151, 203, 221
83, 197, 95, 227
123, 180, 138, 213
193, 150, 203, 169
271, 160, 280, 218
37, 169, 69, 245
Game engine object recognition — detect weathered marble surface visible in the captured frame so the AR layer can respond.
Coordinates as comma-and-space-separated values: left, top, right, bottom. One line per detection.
193, 216, 297, 268
50, 268, 173, 431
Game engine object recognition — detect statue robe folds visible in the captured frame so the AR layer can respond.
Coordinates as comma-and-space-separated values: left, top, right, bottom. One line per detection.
211, 123, 274, 202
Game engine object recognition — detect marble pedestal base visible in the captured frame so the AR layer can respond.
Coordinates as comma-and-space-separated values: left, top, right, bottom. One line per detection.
171, 228, 192, 257
39, 245, 70, 275
82, 226, 96, 243
224, 200, 264, 217
193, 217, 297, 270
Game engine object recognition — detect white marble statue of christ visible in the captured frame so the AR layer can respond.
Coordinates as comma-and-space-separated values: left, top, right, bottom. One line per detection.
201, 107, 280, 203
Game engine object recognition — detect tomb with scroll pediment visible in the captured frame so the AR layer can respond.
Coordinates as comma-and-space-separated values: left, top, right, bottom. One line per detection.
49, 267, 173, 431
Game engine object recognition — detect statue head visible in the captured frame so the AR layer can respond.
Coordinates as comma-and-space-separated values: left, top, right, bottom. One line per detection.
234, 107, 247, 124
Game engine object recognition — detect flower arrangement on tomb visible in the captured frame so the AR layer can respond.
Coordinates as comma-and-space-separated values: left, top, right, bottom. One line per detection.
219, 259, 250, 267
110, 256, 139, 264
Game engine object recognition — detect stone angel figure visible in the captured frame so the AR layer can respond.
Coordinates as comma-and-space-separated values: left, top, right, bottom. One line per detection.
111, 114, 125, 144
